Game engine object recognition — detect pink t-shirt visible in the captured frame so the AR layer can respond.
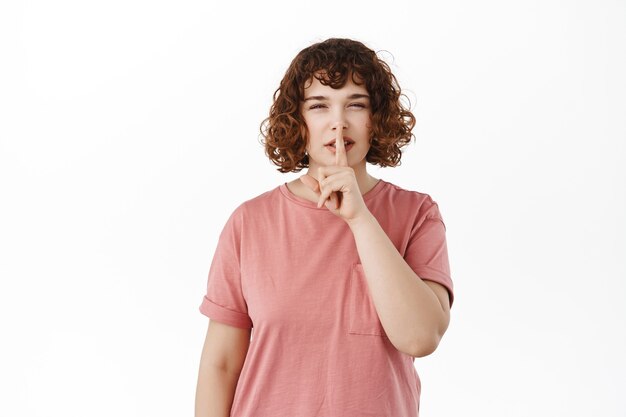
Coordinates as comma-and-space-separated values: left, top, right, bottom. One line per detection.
199, 179, 454, 416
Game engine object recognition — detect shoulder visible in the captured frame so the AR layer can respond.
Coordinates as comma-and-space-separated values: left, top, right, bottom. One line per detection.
240, 184, 281, 212
383, 180, 435, 201
380, 180, 442, 220
225, 184, 283, 224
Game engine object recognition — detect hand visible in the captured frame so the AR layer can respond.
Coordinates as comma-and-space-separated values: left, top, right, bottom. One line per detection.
299, 124, 370, 222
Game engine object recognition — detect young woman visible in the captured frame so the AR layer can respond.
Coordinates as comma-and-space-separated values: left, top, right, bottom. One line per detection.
195, 38, 455, 417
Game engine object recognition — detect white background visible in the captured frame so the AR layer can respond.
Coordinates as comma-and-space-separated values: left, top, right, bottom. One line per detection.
1, 0, 624, 416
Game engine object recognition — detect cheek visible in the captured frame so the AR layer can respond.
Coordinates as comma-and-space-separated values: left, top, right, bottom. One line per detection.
301, 116, 316, 142
304, 120, 324, 138
353, 112, 372, 127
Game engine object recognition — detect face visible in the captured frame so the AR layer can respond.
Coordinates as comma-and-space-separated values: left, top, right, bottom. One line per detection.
300, 74, 372, 170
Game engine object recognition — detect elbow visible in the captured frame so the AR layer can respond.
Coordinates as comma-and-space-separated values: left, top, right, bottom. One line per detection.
408, 332, 442, 358
409, 312, 450, 357
395, 315, 450, 358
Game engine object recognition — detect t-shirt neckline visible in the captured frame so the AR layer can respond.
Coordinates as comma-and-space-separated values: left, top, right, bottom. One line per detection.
279, 178, 387, 210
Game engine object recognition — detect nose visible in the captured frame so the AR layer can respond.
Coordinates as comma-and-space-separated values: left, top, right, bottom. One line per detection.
331, 121, 348, 131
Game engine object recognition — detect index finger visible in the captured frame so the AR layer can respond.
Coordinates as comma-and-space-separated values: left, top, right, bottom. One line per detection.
334, 126, 348, 167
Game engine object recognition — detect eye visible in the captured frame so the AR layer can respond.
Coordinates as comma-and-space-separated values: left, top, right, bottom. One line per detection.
309, 104, 326, 110
349, 103, 367, 109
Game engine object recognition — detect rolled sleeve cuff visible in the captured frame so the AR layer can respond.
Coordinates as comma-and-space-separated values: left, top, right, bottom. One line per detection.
413, 265, 454, 307
199, 296, 253, 329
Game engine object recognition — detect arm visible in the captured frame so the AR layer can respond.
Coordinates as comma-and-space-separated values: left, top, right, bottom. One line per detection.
195, 320, 251, 417
347, 212, 451, 358
304, 127, 451, 358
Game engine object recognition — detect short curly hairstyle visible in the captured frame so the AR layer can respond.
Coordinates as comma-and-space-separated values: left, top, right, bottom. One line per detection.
260, 38, 416, 173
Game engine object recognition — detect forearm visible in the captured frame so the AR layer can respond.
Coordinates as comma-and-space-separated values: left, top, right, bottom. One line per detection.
195, 365, 241, 417
347, 211, 447, 357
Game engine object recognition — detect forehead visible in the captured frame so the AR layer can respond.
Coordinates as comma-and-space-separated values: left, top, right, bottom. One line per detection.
303, 73, 368, 97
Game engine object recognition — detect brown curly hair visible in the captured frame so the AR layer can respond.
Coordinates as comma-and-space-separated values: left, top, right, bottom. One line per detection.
259, 38, 416, 173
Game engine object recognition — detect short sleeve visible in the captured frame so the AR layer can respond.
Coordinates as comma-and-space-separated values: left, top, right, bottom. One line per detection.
199, 206, 253, 329
404, 198, 455, 308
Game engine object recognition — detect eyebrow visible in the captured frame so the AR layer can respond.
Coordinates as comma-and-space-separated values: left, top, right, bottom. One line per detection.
303, 93, 370, 102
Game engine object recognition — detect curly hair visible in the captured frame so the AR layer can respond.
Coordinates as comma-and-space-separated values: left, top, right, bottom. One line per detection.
259, 38, 416, 173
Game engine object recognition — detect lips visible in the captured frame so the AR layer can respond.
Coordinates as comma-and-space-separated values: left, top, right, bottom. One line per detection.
324, 136, 354, 146
325, 142, 354, 153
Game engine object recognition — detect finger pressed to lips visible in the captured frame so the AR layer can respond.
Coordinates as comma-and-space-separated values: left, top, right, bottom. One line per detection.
334, 127, 348, 167
310, 123, 350, 210
325, 143, 354, 155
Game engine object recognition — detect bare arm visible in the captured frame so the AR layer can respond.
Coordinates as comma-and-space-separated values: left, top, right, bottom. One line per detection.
347, 212, 451, 358
195, 320, 251, 417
